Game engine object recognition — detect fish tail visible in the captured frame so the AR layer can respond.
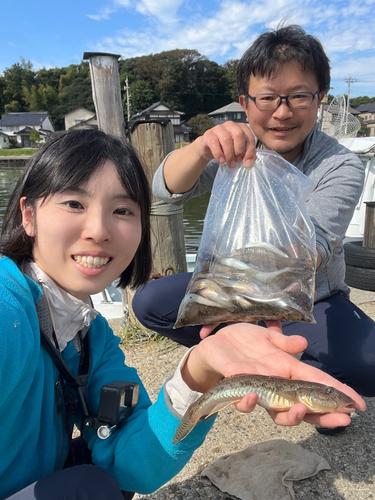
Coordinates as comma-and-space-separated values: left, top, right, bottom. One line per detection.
172, 413, 197, 444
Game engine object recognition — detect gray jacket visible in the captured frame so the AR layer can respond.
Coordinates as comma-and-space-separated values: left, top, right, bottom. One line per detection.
153, 124, 365, 301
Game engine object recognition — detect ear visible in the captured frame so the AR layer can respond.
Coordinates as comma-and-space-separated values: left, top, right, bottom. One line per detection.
20, 197, 36, 237
239, 96, 250, 123
317, 92, 325, 107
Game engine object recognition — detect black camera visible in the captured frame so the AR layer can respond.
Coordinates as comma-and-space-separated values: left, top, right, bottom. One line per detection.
82, 381, 140, 439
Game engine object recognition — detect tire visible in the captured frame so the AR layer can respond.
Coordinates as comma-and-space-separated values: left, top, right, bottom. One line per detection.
344, 240, 375, 269
345, 264, 375, 291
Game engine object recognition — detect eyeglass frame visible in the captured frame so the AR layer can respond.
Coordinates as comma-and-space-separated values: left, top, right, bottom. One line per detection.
244, 90, 320, 110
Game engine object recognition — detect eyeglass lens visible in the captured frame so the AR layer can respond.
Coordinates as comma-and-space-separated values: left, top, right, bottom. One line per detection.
255, 93, 314, 109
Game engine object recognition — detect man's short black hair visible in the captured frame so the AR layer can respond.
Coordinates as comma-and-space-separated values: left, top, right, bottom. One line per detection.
237, 24, 330, 96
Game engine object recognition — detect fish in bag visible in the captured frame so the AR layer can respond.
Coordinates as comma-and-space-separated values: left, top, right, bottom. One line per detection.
175, 151, 317, 328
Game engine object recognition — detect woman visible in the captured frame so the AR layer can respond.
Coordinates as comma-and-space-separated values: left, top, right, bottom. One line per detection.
0, 129, 364, 500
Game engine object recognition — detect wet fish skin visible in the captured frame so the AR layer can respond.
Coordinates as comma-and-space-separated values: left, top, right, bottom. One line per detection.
172, 374, 356, 444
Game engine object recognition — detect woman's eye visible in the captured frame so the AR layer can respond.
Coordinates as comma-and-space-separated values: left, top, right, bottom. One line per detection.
114, 207, 133, 216
64, 200, 83, 209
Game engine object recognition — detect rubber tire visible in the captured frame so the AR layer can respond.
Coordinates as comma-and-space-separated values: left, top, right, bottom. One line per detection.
344, 240, 375, 269
345, 264, 375, 291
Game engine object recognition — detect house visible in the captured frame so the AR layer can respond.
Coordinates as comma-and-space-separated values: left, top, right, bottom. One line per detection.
132, 102, 190, 143
0, 112, 54, 133
319, 103, 360, 138
354, 103, 375, 137
64, 108, 98, 130
0, 112, 55, 147
208, 102, 247, 126
0, 131, 10, 149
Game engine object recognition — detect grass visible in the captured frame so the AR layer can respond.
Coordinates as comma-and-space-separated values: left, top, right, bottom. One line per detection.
0, 148, 37, 156
119, 315, 178, 353
174, 142, 190, 150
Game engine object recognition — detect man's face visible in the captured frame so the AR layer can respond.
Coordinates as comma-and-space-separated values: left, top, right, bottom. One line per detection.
239, 63, 324, 163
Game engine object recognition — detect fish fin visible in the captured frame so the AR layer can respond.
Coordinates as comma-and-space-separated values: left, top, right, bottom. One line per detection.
204, 399, 242, 419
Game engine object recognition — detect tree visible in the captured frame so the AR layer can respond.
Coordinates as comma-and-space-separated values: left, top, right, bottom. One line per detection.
222, 59, 239, 101
357, 116, 369, 137
186, 114, 214, 140
350, 96, 375, 109
29, 129, 41, 143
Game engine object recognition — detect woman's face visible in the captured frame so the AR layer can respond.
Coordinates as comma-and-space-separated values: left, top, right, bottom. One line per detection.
21, 160, 142, 301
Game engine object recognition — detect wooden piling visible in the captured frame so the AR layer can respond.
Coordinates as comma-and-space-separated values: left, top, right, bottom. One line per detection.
83, 52, 126, 138
130, 120, 187, 276
363, 201, 375, 248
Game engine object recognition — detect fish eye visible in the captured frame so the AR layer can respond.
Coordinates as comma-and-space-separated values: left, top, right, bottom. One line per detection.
325, 387, 333, 394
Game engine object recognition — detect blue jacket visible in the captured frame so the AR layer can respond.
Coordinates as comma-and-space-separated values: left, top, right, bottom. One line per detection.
0, 257, 214, 499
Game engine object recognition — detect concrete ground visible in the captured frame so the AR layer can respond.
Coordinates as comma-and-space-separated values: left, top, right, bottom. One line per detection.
110, 286, 375, 500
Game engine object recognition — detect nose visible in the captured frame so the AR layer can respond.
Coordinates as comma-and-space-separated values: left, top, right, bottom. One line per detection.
82, 211, 111, 243
272, 100, 293, 119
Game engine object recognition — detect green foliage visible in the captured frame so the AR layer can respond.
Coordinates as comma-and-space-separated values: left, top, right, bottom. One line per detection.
29, 129, 41, 143
186, 114, 214, 140
350, 96, 375, 109
357, 116, 370, 137
2, 53, 375, 131
0, 148, 37, 156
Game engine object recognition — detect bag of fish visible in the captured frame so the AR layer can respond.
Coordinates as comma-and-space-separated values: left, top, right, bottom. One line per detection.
175, 150, 317, 328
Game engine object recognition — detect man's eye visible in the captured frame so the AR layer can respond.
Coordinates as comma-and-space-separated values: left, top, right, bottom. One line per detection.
259, 95, 277, 102
291, 94, 309, 100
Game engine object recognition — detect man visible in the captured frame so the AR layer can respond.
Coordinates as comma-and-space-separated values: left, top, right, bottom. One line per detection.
133, 25, 375, 408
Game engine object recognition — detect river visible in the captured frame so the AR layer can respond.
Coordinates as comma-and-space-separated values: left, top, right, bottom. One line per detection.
0, 165, 209, 253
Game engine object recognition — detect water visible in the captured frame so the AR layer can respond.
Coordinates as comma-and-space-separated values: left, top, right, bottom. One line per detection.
0, 165, 209, 253
0, 166, 24, 229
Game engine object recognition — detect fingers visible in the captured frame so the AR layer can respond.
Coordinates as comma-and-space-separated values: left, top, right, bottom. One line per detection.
199, 324, 218, 339
269, 329, 308, 355
235, 392, 259, 413
264, 320, 283, 334
201, 122, 256, 168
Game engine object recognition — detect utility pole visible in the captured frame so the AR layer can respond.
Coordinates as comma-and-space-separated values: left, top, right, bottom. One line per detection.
124, 75, 131, 122
344, 76, 357, 132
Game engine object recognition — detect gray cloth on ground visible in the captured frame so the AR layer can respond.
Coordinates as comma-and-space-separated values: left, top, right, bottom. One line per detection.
201, 438, 330, 500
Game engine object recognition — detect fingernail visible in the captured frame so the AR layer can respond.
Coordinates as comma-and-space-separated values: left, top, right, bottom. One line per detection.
243, 159, 253, 168
230, 161, 236, 168
219, 157, 225, 164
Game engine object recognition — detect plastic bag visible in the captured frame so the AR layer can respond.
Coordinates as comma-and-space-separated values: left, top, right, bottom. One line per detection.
175, 151, 317, 328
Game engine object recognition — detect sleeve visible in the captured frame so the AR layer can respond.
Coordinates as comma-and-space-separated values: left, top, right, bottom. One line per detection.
85, 321, 215, 495
152, 152, 220, 205
306, 153, 365, 266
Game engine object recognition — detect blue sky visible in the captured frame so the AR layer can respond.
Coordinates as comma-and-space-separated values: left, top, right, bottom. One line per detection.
2, 0, 375, 99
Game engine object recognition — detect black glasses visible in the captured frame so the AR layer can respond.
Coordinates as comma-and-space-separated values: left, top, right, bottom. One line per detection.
245, 91, 319, 110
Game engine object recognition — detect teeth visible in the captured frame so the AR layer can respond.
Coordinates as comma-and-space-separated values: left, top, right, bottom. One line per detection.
74, 256, 109, 269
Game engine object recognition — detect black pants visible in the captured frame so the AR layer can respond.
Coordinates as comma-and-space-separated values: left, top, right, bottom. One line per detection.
133, 272, 375, 397
7, 465, 133, 500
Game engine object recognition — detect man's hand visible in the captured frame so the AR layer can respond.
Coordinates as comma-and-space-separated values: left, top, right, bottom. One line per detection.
182, 323, 365, 429
197, 121, 256, 168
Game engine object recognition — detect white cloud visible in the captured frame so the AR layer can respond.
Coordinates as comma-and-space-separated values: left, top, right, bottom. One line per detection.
89, 0, 375, 94
87, 6, 118, 20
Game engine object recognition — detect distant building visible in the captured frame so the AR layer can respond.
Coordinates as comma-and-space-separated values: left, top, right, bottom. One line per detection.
208, 102, 247, 126
0, 131, 10, 149
64, 108, 98, 130
354, 103, 375, 137
132, 102, 190, 143
0, 112, 55, 147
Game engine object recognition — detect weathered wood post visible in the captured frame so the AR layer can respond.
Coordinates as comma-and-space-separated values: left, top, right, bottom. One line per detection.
83, 52, 126, 137
363, 201, 375, 248
127, 120, 187, 328
130, 120, 187, 276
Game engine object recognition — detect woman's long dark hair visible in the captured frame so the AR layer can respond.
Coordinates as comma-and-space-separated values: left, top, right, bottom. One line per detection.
0, 129, 152, 289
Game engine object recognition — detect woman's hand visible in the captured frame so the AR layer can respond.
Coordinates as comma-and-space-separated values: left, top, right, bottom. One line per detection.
182, 322, 366, 429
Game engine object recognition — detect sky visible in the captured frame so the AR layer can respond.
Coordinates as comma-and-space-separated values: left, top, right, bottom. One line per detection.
1, 0, 375, 100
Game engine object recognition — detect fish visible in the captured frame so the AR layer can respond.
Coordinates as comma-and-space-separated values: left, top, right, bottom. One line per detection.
172, 374, 356, 444
174, 242, 316, 328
